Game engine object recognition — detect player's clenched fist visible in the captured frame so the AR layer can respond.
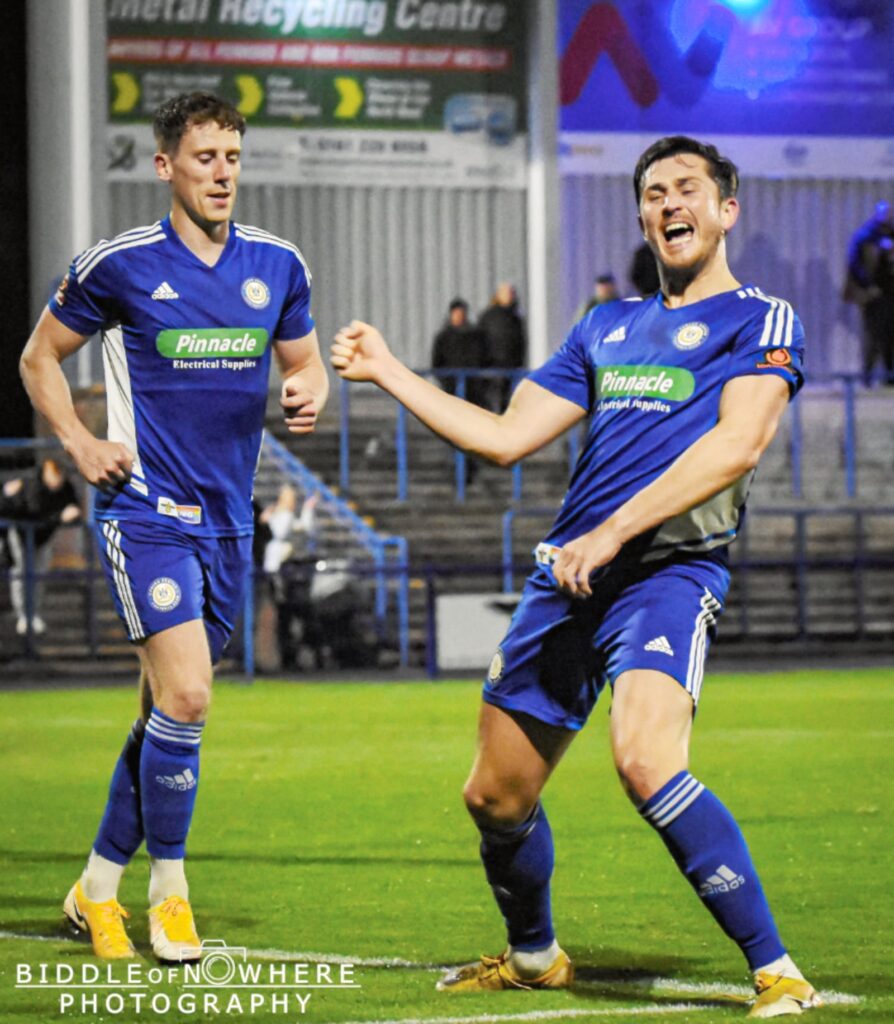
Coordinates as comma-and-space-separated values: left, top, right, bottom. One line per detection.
70, 438, 134, 492
281, 380, 319, 434
330, 321, 392, 383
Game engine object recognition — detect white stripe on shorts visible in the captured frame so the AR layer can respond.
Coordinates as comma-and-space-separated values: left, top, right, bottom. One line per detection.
685, 588, 721, 705
102, 521, 145, 640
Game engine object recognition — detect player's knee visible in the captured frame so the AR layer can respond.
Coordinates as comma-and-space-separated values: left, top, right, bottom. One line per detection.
613, 743, 665, 804
161, 683, 211, 723
462, 778, 536, 830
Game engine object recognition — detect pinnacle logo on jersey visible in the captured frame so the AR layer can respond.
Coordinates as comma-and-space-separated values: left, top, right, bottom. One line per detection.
756, 348, 793, 371
598, 365, 695, 401
156, 328, 269, 358
603, 325, 626, 343
148, 577, 182, 612
672, 321, 709, 350
698, 864, 746, 898
644, 635, 674, 656
155, 768, 197, 792
151, 281, 179, 300
157, 496, 202, 525
241, 277, 271, 309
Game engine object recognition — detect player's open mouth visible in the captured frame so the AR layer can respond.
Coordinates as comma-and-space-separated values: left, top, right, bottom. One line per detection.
663, 222, 694, 248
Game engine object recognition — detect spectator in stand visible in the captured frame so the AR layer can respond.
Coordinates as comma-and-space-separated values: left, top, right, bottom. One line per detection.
431, 298, 489, 408
630, 241, 661, 297
0, 455, 81, 635
574, 273, 621, 322
478, 282, 526, 411
844, 200, 894, 386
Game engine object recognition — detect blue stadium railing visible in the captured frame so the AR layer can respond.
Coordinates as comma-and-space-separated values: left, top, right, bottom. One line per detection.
337, 371, 873, 503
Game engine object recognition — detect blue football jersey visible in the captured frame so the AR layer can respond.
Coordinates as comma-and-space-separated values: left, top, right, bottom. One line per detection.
49, 217, 315, 537
528, 286, 805, 563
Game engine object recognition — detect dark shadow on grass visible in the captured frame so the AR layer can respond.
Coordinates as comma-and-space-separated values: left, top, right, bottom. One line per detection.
0, 850, 86, 865
0, 849, 476, 869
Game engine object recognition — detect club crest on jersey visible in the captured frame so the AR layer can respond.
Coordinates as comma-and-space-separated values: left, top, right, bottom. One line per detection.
148, 577, 181, 612
487, 648, 505, 685
241, 277, 270, 310
672, 321, 709, 350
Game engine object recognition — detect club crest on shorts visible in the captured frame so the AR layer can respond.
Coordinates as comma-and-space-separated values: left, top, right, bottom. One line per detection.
487, 648, 505, 684
148, 577, 181, 612
672, 321, 709, 350
241, 277, 270, 309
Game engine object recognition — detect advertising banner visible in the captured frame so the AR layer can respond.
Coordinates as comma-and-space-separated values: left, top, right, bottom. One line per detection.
106, 0, 528, 188
559, 0, 894, 179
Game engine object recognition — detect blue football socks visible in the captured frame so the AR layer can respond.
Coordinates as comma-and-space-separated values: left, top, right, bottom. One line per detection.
93, 718, 146, 866
640, 771, 786, 970
478, 802, 556, 951
140, 708, 204, 860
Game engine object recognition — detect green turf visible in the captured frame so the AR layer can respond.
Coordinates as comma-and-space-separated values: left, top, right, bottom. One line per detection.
0, 669, 891, 1023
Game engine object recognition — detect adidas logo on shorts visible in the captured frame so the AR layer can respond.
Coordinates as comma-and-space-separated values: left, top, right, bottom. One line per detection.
644, 635, 674, 656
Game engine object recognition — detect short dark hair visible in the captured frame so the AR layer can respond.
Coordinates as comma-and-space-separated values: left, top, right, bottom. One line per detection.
449, 298, 469, 312
633, 136, 739, 204
153, 92, 246, 154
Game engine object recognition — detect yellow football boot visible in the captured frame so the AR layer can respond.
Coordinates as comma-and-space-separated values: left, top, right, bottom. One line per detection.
63, 880, 136, 959
749, 973, 823, 1018
148, 895, 202, 963
437, 949, 573, 992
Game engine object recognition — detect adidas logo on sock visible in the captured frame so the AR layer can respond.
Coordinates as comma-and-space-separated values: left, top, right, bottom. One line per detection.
151, 281, 179, 300
603, 325, 626, 343
698, 864, 745, 897
155, 768, 196, 791
644, 635, 674, 656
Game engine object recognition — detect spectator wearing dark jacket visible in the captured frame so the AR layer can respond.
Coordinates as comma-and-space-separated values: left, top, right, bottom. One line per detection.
478, 282, 526, 411
432, 299, 489, 408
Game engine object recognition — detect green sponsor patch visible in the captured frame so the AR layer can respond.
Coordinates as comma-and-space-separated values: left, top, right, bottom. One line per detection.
598, 365, 695, 401
157, 328, 269, 359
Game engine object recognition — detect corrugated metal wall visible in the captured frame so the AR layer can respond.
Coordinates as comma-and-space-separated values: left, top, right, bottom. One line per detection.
560, 174, 892, 376
108, 182, 528, 370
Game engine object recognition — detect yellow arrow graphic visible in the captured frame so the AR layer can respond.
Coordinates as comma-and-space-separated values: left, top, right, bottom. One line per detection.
334, 77, 364, 119
235, 75, 264, 116
111, 72, 140, 114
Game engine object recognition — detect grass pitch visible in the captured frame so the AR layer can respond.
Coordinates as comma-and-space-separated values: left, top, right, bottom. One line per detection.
0, 668, 891, 1023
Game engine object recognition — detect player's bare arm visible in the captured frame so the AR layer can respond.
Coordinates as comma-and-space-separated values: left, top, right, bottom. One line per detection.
331, 320, 585, 464
277, 328, 330, 435
19, 308, 134, 491
553, 374, 789, 597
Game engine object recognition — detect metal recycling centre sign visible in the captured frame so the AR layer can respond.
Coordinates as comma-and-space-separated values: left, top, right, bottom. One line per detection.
105, 0, 528, 188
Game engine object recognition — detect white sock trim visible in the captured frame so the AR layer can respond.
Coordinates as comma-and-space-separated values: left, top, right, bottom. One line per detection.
508, 939, 561, 978
81, 850, 126, 903
148, 857, 189, 906
754, 953, 804, 981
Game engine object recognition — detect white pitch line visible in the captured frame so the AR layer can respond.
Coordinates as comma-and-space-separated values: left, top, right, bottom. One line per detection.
0, 932, 860, 1007
318, 1007, 718, 1024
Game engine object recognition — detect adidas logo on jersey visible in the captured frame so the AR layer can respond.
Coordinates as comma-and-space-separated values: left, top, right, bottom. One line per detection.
698, 864, 745, 898
603, 325, 626, 343
151, 281, 179, 300
155, 768, 196, 792
644, 635, 674, 656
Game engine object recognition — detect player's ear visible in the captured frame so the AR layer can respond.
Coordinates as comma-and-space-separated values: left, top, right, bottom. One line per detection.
720, 196, 740, 233
637, 213, 646, 240
154, 151, 173, 183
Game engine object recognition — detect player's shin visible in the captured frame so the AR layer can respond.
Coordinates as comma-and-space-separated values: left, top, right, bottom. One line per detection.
639, 771, 785, 970
478, 802, 557, 967
85, 718, 147, 899
140, 707, 204, 901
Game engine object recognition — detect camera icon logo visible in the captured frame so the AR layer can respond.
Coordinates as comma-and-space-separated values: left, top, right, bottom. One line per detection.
180, 939, 248, 986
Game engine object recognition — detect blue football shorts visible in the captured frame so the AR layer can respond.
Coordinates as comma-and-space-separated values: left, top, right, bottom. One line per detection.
483, 553, 731, 730
95, 517, 252, 664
